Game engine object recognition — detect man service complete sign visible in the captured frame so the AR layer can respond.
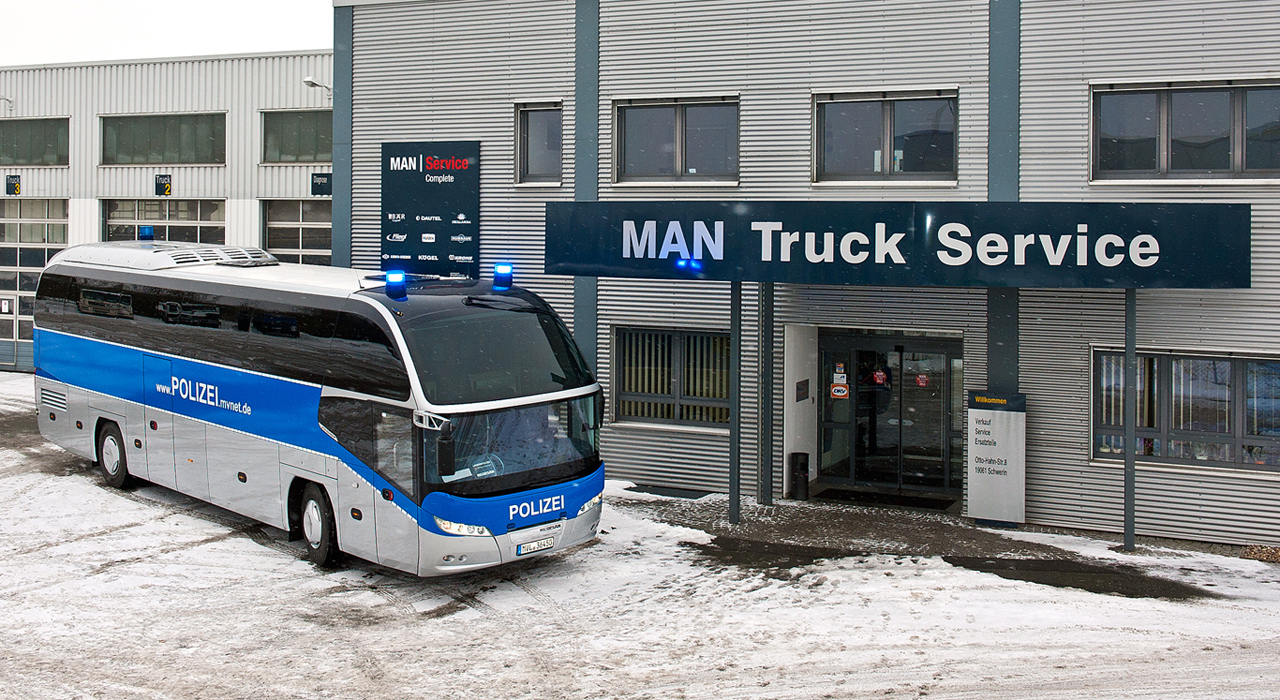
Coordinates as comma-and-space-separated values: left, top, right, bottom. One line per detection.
545, 201, 1250, 289
381, 141, 480, 278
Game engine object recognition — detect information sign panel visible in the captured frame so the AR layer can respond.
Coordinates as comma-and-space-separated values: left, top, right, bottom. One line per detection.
310, 173, 332, 196
155, 174, 172, 197
4, 175, 18, 196
380, 141, 479, 277
966, 391, 1026, 523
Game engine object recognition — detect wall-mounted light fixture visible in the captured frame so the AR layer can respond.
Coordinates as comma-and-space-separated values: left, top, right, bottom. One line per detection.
302, 77, 332, 97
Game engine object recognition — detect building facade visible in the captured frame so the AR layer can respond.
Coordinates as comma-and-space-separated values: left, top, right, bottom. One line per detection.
335, 0, 1280, 547
0, 50, 335, 369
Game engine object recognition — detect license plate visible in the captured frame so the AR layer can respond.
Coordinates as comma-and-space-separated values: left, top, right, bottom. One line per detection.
516, 536, 555, 556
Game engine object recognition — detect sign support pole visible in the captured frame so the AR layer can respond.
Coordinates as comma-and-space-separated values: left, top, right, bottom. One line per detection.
1124, 288, 1137, 551
729, 279, 742, 524
757, 282, 774, 506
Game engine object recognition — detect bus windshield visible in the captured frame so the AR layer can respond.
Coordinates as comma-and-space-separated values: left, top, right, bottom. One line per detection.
392, 292, 594, 406
423, 393, 601, 497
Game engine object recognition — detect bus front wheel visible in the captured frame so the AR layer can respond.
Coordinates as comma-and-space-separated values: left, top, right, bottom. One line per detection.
96, 423, 131, 489
300, 483, 339, 567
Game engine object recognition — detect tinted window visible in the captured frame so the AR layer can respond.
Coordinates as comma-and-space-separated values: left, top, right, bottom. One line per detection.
397, 297, 593, 405
325, 307, 411, 401
37, 269, 340, 386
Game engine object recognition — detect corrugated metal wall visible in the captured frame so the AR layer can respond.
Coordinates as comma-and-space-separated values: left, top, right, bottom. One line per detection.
1020, 0, 1280, 545
348, 0, 577, 316
595, 0, 990, 492
0, 51, 333, 245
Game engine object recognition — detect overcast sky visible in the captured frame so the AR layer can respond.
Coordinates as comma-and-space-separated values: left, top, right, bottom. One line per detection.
0, 0, 333, 67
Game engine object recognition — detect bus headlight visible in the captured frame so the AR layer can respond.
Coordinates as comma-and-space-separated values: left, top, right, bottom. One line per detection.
576, 493, 603, 517
433, 516, 492, 537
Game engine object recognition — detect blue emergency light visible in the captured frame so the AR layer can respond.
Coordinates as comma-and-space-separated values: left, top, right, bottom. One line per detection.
493, 263, 514, 291
139, 225, 155, 241
385, 270, 407, 301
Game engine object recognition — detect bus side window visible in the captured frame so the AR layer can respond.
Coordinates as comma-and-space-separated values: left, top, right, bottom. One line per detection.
326, 309, 411, 401
245, 303, 337, 386
319, 397, 416, 499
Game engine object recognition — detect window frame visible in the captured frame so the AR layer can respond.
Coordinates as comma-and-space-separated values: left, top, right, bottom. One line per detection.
100, 112, 227, 166
101, 199, 226, 244
1091, 82, 1280, 180
614, 97, 740, 184
515, 102, 563, 185
1092, 348, 1280, 472
612, 326, 732, 427
262, 199, 332, 265
814, 91, 959, 182
261, 109, 334, 165
0, 118, 70, 167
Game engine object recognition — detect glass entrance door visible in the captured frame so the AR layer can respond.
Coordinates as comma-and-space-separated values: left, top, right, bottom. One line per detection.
817, 334, 963, 494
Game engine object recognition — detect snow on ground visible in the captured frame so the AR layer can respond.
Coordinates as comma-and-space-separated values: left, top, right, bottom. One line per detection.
1, 371, 1279, 699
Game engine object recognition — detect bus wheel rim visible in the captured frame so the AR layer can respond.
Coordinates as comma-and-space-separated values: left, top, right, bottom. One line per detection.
303, 500, 323, 548
102, 437, 121, 476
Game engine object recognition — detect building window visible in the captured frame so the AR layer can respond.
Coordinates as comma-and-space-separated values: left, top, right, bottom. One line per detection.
264, 200, 331, 265
0, 199, 67, 357
1094, 84, 1280, 178
104, 200, 225, 244
1093, 350, 1280, 470
517, 104, 562, 183
616, 99, 738, 182
816, 94, 958, 180
0, 119, 70, 166
614, 328, 731, 425
102, 113, 226, 165
263, 110, 333, 163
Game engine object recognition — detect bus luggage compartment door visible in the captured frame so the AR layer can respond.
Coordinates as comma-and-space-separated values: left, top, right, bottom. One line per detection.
142, 355, 176, 488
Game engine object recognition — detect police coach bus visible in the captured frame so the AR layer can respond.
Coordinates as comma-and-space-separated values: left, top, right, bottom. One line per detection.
33, 241, 604, 576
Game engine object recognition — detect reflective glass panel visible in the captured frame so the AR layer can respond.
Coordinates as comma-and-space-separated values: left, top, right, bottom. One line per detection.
1098, 92, 1157, 171
821, 101, 883, 176
1246, 88, 1280, 170
1170, 90, 1231, 170
892, 99, 956, 173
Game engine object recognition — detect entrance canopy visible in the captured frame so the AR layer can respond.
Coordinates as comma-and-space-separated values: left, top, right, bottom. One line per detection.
545, 201, 1250, 289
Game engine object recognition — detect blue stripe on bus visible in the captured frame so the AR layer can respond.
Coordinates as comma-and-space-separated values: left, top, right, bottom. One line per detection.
37, 328, 604, 535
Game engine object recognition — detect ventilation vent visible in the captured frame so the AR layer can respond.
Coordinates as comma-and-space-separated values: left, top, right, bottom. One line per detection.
40, 388, 68, 412
157, 246, 277, 268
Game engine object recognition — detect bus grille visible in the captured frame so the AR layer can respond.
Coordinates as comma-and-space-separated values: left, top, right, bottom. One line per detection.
40, 388, 68, 412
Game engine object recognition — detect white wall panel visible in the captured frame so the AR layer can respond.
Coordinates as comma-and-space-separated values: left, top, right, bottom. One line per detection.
0, 51, 332, 247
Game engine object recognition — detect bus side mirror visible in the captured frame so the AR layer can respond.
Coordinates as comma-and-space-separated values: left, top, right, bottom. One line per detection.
437, 421, 455, 477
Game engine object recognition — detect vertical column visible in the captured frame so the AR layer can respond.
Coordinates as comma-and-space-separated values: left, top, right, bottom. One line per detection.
757, 282, 774, 505
729, 280, 742, 524
987, 0, 1020, 393
572, 0, 600, 369
1123, 289, 1136, 550
331, 5, 354, 268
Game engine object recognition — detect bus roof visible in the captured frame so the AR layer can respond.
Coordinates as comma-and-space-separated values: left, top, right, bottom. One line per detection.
48, 241, 384, 297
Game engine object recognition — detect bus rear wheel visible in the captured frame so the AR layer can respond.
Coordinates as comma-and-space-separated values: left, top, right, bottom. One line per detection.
300, 483, 339, 568
96, 423, 131, 489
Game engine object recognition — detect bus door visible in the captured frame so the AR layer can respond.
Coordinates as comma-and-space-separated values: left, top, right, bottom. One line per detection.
374, 407, 419, 573
142, 355, 177, 489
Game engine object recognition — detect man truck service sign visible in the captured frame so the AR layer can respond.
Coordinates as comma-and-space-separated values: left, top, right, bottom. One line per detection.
381, 141, 480, 278
544, 201, 1250, 289
967, 392, 1026, 524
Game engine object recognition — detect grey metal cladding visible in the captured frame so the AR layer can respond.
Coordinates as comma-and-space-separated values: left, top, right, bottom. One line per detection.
348, 0, 577, 323
594, 0, 988, 492
1020, 0, 1280, 545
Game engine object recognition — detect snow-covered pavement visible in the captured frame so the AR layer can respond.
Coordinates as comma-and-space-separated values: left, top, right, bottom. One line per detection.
1, 371, 1278, 699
